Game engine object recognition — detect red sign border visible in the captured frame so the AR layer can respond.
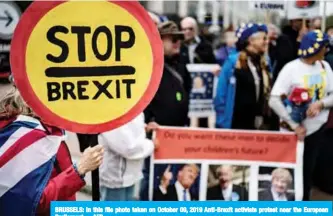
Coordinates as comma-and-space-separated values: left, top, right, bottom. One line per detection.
10, 0, 164, 134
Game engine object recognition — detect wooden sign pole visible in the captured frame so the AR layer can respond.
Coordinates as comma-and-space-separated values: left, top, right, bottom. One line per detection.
77, 134, 100, 201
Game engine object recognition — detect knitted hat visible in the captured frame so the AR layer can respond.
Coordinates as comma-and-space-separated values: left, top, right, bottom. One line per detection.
236, 22, 268, 43
298, 30, 329, 58
235, 22, 268, 51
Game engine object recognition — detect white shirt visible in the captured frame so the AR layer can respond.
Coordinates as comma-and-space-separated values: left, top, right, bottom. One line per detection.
222, 184, 233, 201
271, 188, 287, 201
271, 59, 333, 135
98, 113, 154, 188
175, 181, 191, 201
159, 181, 191, 201
188, 36, 201, 63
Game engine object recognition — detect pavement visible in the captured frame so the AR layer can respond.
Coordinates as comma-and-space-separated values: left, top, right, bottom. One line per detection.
76, 191, 92, 201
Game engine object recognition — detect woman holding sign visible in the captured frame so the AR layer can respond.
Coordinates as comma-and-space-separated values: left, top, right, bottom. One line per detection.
269, 30, 333, 200
0, 86, 104, 215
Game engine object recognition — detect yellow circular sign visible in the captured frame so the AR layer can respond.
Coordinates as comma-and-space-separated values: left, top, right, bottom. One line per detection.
11, 1, 163, 133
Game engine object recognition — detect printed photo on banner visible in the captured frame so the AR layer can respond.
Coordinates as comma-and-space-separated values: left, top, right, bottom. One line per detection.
152, 163, 201, 201
206, 165, 249, 201
258, 166, 295, 201
151, 126, 302, 201
186, 64, 218, 118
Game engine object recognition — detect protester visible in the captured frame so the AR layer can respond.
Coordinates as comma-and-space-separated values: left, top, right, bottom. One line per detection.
180, 17, 217, 64
141, 21, 190, 201
153, 164, 199, 201
0, 87, 104, 215
214, 23, 275, 130
269, 30, 333, 200
207, 165, 248, 201
98, 113, 158, 201
282, 19, 308, 60
267, 24, 295, 82
259, 168, 295, 201
215, 30, 237, 66
144, 21, 190, 127
325, 26, 333, 69
180, 16, 218, 128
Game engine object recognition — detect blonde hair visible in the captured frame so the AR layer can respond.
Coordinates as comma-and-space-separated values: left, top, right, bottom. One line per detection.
271, 168, 293, 185
183, 163, 200, 175
237, 51, 271, 95
0, 87, 35, 118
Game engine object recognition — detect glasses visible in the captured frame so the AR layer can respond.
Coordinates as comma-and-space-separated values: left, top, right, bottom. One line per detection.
182, 27, 194, 32
162, 35, 181, 43
172, 37, 181, 43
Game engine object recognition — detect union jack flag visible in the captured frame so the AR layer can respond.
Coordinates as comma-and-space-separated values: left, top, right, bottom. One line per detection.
0, 115, 64, 216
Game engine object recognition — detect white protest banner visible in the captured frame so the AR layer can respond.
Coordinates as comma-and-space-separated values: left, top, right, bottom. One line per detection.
150, 127, 303, 201
287, 0, 320, 20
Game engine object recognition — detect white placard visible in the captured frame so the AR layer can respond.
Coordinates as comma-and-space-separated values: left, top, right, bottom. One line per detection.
287, 0, 320, 20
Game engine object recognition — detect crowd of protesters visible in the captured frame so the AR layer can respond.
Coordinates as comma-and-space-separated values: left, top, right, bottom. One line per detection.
2, 9, 333, 215
138, 12, 333, 202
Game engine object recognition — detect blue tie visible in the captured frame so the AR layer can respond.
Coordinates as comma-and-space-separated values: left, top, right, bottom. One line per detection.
183, 189, 187, 201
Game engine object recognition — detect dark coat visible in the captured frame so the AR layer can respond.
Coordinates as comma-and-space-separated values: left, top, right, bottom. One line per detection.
269, 34, 297, 83
282, 25, 301, 61
325, 48, 333, 70
206, 184, 249, 201
144, 57, 190, 127
153, 185, 198, 201
258, 189, 295, 201
180, 37, 217, 64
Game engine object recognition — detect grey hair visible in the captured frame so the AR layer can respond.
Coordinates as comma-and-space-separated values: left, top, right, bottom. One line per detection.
181, 16, 199, 34
268, 23, 281, 35
0, 87, 35, 118
271, 168, 293, 185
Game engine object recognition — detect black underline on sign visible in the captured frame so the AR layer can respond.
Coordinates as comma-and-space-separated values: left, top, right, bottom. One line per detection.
45, 66, 136, 78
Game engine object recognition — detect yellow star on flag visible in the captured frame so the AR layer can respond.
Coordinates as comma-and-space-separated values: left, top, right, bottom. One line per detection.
317, 38, 323, 42
303, 50, 307, 56
314, 43, 320, 49
298, 49, 303, 55
308, 47, 314, 53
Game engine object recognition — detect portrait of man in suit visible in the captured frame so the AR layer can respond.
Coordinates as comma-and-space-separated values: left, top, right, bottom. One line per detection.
153, 164, 200, 201
206, 165, 249, 201
258, 168, 295, 201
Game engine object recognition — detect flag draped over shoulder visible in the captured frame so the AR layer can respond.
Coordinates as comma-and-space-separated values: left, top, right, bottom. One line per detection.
0, 115, 64, 216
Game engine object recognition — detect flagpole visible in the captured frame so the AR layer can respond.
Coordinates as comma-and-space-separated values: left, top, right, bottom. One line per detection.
321, 1, 327, 32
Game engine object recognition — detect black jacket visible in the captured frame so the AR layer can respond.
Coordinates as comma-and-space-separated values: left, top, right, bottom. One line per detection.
206, 184, 249, 201
153, 185, 198, 201
325, 47, 333, 70
269, 34, 296, 82
144, 56, 190, 126
282, 26, 300, 60
258, 189, 295, 201
180, 37, 217, 64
